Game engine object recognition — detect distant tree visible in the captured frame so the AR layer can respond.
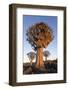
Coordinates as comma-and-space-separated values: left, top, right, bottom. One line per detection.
43, 51, 50, 61
26, 22, 54, 68
27, 52, 36, 66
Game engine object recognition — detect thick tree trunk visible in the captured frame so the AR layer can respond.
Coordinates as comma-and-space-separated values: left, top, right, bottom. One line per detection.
36, 47, 44, 68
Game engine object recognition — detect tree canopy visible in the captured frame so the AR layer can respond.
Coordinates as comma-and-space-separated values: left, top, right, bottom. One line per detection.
43, 50, 50, 57
27, 52, 36, 60
26, 22, 54, 50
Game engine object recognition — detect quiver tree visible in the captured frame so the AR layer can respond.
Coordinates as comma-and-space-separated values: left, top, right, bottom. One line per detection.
27, 52, 36, 66
26, 22, 54, 68
43, 50, 50, 61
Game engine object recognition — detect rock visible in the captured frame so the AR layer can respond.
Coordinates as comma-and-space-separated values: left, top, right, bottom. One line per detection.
23, 67, 32, 74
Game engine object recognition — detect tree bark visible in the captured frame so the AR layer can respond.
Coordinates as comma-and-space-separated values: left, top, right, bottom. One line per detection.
36, 47, 44, 68
30, 60, 32, 66
45, 57, 47, 61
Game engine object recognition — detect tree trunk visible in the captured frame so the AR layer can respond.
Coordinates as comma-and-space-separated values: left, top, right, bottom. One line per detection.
36, 47, 44, 68
30, 60, 32, 66
45, 57, 47, 61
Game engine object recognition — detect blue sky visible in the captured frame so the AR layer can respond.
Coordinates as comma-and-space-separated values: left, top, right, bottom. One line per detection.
23, 15, 57, 62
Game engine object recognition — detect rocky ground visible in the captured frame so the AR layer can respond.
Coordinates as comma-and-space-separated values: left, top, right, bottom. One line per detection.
23, 60, 57, 74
